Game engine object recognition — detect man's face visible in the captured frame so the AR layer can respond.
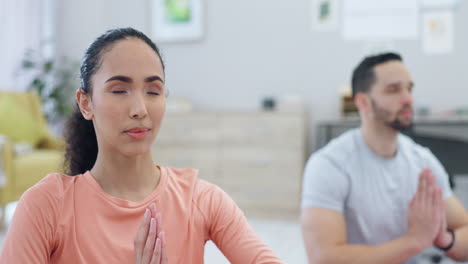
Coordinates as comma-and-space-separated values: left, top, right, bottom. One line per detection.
367, 60, 414, 131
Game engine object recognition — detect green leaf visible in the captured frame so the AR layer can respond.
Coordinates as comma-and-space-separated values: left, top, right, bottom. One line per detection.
44, 60, 54, 73
32, 78, 46, 96
22, 60, 35, 69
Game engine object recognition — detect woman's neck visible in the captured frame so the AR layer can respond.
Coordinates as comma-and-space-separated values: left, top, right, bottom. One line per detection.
90, 152, 160, 202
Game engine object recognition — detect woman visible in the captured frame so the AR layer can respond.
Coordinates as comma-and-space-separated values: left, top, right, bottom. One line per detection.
0, 28, 282, 264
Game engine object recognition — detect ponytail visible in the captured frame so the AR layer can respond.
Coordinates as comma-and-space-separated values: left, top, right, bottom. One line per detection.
64, 107, 97, 175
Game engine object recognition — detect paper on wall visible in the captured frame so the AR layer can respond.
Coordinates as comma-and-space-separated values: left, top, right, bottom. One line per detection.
421, 0, 460, 9
422, 10, 454, 54
342, 0, 419, 41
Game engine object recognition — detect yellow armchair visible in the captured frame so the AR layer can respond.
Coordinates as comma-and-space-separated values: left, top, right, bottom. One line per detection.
0, 91, 65, 228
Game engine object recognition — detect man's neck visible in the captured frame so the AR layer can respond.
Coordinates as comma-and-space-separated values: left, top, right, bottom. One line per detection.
360, 121, 399, 158
90, 151, 160, 202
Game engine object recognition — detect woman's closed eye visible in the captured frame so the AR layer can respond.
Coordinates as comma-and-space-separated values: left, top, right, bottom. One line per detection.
112, 90, 127, 94
146, 85, 162, 96
109, 83, 162, 95
111, 90, 160, 95
110, 84, 129, 94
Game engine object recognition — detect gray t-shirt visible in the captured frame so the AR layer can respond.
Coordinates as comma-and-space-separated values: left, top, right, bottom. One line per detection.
302, 128, 452, 264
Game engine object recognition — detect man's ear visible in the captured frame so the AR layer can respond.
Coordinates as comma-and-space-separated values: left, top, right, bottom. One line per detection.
76, 89, 94, 120
354, 92, 371, 113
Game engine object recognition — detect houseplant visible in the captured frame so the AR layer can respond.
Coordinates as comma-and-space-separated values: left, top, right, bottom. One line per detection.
20, 49, 79, 124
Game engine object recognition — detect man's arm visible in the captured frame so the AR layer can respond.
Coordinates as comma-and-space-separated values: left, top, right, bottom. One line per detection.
434, 196, 468, 261
424, 147, 468, 261
301, 208, 422, 264
301, 170, 443, 264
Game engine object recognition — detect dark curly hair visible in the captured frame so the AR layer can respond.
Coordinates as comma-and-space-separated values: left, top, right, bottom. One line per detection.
64, 27, 165, 175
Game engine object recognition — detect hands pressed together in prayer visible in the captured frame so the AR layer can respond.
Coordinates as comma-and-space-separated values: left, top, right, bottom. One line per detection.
134, 204, 168, 264
407, 169, 453, 251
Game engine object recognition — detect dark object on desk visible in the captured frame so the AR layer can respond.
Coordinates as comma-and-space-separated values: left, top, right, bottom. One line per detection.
262, 97, 276, 111
404, 130, 468, 189
341, 94, 358, 116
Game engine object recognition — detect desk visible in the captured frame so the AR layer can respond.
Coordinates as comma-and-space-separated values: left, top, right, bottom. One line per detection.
316, 117, 468, 150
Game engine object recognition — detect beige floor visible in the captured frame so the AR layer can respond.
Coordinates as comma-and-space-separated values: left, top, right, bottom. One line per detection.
204, 218, 306, 263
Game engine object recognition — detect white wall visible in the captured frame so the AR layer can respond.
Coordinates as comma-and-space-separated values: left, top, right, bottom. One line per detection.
0, 0, 53, 90
55, 0, 468, 152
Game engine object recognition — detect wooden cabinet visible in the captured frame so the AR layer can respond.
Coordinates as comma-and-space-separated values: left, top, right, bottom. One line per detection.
152, 112, 306, 219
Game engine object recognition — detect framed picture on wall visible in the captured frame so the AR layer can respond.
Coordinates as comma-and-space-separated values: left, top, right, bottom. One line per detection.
151, 0, 203, 42
311, 0, 339, 32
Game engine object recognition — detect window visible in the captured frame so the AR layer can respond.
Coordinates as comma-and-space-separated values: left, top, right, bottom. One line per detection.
0, 0, 54, 91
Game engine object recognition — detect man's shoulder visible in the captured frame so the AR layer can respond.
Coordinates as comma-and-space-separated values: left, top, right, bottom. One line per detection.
315, 128, 360, 164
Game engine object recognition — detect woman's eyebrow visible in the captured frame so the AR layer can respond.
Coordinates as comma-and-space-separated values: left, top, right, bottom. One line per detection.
105, 75, 132, 83
144, 75, 164, 83
104, 75, 164, 84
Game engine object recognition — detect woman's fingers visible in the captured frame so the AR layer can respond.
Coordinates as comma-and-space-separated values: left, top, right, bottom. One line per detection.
142, 218, 157, 263
147, 204, 161, 242
150, 236, 162, 264
160, 232, 168, 264
155, 214, 160, 238
134, 204, 166, 264
150, 203, 157, 218
134, 208, 150, 263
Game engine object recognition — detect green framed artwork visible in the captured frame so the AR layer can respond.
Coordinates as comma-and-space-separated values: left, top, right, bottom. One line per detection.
311, 0, 339, 32
152, 0, 203, 42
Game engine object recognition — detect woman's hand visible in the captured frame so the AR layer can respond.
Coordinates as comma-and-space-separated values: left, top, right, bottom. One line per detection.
134, 204, 168, 264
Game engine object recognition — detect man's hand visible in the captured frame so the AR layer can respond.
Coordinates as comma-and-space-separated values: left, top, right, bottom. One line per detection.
134, 204, 168, 264
407, 169, 443, 250
433, 194, 453, 249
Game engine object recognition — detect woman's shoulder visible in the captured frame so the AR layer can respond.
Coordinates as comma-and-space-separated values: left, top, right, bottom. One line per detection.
162, 166, 241, 227
163, 166, 221, 196
163, 166, 231, 210
164, 166, 199, 182
21, 172, 84, 207
33, 171, 83, 190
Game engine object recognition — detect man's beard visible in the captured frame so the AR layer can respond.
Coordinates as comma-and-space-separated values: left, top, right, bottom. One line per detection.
370, 98, 413, 132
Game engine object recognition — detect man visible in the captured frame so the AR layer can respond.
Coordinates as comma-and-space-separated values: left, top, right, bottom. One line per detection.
301, 52, 468, 263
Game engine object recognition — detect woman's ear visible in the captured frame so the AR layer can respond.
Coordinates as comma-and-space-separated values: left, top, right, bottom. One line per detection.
76, 89, 94, 120
354, 92, 370, 113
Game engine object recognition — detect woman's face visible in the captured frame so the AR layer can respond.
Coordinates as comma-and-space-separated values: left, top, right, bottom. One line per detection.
80, 38, 166, 156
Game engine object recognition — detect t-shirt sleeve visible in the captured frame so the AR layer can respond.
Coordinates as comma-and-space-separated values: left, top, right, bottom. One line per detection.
423, 148, 453, 199
0, 175, 61, 263
301, 153, 350, 212
197, 183, 283, 264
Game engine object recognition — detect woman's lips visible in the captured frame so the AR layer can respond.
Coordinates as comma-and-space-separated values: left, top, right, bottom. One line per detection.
126, 131, 148, 139
125, 128, 150, 139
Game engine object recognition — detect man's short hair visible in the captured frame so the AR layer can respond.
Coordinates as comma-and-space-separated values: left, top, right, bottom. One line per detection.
351, 52, 403, 98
